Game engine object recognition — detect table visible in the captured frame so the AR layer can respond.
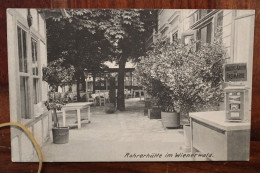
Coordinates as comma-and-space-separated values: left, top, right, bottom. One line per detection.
62, 102, 93, 129
91, 92, 109, 98
91, 91, 109, 106
190, 111, 250, 161
133, 90, 145, 100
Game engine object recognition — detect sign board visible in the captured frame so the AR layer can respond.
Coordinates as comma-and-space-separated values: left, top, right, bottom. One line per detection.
224, 63, 247, 82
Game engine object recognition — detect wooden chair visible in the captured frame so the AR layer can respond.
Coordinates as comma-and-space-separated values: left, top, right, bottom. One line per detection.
87, 92, 96, 106
96, 90, 105, 106
130, 89, 134, 98
124, 89, 128, 99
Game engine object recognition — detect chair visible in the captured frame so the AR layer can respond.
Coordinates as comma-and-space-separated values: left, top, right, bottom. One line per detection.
87, 92, 96, 106
96, 90, 105, 106
72, 92, 77, 102
124, 89, 128, 99
130, 89, 134, 98
104, 91, 109, 103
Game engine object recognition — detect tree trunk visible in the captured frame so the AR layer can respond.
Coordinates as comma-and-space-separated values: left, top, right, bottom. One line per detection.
52, 108, 59, 127
117, 58, 127, 111
76, 75, 80, 101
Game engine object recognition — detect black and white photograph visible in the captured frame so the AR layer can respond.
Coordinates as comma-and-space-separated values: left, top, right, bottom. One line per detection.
6, 9, 254, 162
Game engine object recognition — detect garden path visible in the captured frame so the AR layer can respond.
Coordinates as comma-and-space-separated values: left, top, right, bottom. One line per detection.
41, 98, 192, 162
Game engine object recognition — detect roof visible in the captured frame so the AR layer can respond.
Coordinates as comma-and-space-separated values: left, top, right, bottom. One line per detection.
104, 61, 136, 69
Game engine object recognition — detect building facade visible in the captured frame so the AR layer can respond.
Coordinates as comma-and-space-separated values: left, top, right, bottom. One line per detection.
7, 9, 64, 161
147, 9, 255, 110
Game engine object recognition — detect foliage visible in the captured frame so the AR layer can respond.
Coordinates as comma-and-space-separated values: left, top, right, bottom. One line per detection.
136, 37, 227, 114
42, 58, 75, 127
100, 9, 157, 111
44, 90, 69, 128
44, 90, 71, 111
46, 9, 158, 110
46, 11, 111, 72
42, 58, 75, 88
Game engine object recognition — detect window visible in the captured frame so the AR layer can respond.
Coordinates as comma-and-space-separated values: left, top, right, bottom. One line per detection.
190, 10, 214, 26
33, 78, 39, 104
31, 38, 38, 75
172, 31, 178, 42
217, 11, 223, 29
215, 11, 223, 35
17, 27, 27, 73
20, 77, 30, 119
198, 10, 213, 20
31, 37, 40, 104
18, 26, 31, 119
17, 26, 41, 119
184, 35, 193, 45
197, 22, 212, 45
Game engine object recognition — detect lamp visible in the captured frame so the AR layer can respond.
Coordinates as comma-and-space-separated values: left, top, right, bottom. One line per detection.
27, 9, 33, 28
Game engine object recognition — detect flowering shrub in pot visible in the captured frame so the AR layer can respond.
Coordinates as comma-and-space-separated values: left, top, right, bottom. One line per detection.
42, 58, 75, 144
136, 36, 227, 128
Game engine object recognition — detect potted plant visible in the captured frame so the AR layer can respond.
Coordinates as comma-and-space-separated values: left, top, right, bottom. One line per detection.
42, 58, 75, 144
136, 42, 183, 128
45, 89, 69, 144
137, 36, 226, 129
105, 77, 117, 113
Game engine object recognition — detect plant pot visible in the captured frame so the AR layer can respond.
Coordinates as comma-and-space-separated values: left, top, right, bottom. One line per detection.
105, 103, 116, 114
183, 124, 191, 152
161, 111, 180, 128
150, 107, 161, 119
52, 127, 69, 144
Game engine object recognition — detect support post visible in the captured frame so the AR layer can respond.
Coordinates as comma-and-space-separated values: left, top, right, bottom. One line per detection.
84, 71, 89, 102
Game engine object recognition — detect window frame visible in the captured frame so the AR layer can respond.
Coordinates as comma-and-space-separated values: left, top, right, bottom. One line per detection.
172, 31, 178, 43
16, 23, 43, 120
17, 24, 32, 119
197, 22, 213, 45
31, 35, 42, 105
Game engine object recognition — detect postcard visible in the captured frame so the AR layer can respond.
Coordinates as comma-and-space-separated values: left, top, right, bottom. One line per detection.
7, 9, 254, 162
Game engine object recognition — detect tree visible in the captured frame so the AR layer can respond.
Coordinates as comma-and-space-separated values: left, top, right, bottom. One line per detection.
42, 58, 75, 89
46, 9, 113, 100
98, 9, 158, 111
45, 9, 157, 109
42, 58, 75, 127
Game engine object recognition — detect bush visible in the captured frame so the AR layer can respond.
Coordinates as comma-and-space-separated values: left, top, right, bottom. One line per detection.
136, 37, 227, 115
105, 103, 116, 114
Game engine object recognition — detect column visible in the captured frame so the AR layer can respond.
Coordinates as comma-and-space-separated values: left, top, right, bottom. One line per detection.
84, 71, 89, 102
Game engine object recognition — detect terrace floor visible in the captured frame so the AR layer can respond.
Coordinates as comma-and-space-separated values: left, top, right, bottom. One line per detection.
41, 98, 192, 162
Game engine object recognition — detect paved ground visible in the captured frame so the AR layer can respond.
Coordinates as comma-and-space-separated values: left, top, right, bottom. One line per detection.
41, 98, 193, 162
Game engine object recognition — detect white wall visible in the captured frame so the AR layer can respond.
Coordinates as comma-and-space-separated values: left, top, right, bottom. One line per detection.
7, 8, 51, 162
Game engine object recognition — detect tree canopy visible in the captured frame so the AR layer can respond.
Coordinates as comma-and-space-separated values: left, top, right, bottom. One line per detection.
45, 9, 158, 109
